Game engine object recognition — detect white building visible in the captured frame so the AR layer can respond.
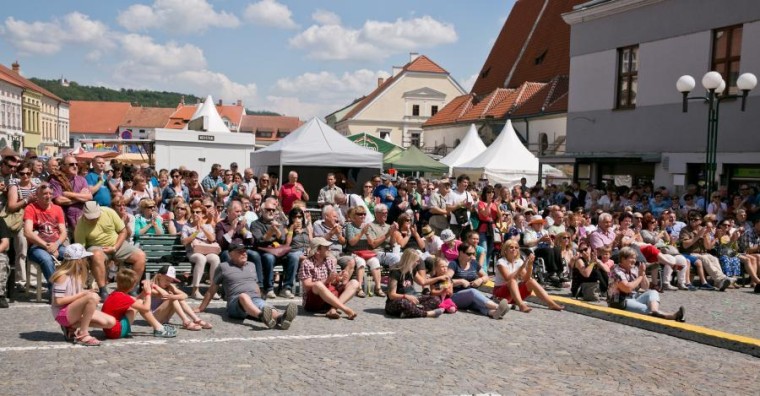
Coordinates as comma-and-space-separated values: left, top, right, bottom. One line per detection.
0, 78, 23, 150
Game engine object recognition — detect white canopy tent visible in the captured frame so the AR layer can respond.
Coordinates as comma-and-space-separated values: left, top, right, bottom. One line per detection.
454, 120, 564, 186
250, 117, 383, 191
439, 123, 486, 174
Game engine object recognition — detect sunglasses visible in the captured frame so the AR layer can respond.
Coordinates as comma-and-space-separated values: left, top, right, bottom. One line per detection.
64, 163, 78, 167
364, 185, 373, 188
192, 210, 203, 214
263, 208, 276, 212
18, 171, 31, 176
294, 215, 303, 218
178, 207, 187, 210
172, 174, 181, 178
465, 251, 476, 256
146, 206, 156, 209
205, 205, 213, 208
506, 246, 519, 250
3, 163, 17, 168
356, 212, 366, 216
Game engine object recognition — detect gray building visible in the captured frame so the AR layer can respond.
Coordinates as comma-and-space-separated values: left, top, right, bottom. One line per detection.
563, 0, 760, 191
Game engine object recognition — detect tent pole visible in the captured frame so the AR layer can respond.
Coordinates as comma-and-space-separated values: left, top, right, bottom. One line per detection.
538, 161, 543, 186
278, 163, 283, 190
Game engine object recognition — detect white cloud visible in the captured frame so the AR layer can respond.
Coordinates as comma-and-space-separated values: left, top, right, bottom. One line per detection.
117, 0, 240, 34
0, 12, 114, 55
311, 9, 340, 25
290, 15, 457, 61
244, 0, 298, 29
459, 73, 478, 93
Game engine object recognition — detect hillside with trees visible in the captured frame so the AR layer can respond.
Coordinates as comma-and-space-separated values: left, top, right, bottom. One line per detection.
30, 78, 199, 108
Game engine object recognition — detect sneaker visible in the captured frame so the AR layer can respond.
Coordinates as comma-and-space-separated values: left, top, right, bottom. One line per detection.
663, 283, 678, 291
212, 293, 221, 300
675, 306, 686, 322
279, 289, 294, 299
278, 302, 298, 330
492, 299, 511, 320
0, 297, 8, 309
266, 290, 277, 299
259, 306, 276, 329
431, 308, 444, 318
699, 283, 716, 291
190, 290, 204, 300
153, 326, 177, 338
718, 278, 731, 291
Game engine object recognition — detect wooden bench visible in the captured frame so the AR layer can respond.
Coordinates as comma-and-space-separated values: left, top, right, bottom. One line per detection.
135, 235, 193, 278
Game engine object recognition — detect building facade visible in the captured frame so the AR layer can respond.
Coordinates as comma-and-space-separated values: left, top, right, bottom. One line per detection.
564, 0, 760, 190
0, 79, 23, 151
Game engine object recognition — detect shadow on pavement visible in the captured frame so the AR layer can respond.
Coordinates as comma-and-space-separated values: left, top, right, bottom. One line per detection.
19, 331, 64, 342
363, 308, 390, 317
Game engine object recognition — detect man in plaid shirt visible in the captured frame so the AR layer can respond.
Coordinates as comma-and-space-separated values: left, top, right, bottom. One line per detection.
299, 237, 359, 319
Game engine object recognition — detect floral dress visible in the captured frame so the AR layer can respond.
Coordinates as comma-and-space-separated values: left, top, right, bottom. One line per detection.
716, 237, 741, 277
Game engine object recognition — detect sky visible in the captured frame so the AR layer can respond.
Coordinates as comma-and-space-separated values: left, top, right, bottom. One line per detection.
0, 0, 515, 119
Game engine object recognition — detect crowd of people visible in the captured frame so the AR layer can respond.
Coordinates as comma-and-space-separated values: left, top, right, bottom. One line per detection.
1, 151, 758, 345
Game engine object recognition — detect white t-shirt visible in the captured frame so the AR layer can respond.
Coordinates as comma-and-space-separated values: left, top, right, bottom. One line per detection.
494, 257, 523, 286
51, 275, 82, 318
424, 235, 443, 256
446, 189, 471, 225
338, 193, 374, 225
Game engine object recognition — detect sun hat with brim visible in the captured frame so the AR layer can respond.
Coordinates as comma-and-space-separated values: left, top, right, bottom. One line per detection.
528, 215, 546, 225
63, 244, 94, 260
83, 201, 101, 220
440, 229, 456, 242
421, 225, 435, 238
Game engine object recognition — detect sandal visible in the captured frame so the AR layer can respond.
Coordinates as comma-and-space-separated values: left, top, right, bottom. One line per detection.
346, 311, 357, 320
182, 321, 202, 331
75, 331, 101, 347
325, 311, 341, 320
356, 289, 367, 298
61, 326, 76, 343
374, 288, 386, 298
194, 319, 213, 329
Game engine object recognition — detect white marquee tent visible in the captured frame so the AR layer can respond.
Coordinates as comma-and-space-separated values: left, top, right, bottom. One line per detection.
250, 117, 383, 186
440, 123, 486, 174
454, 120, 564, 186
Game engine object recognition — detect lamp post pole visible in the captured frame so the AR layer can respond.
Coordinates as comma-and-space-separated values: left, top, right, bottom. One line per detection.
676, 71, 757, 211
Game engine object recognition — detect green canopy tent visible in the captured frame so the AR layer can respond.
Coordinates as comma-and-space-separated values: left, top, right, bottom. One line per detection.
347, 133, 404, 160
384, 145, 449, 174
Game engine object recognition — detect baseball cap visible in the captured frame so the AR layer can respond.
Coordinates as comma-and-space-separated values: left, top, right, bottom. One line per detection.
229, 238, 247, 251
83, 201, 101, 220
63, 244, 94, 260
157, 265, 180, 283
310, 237, 333, 249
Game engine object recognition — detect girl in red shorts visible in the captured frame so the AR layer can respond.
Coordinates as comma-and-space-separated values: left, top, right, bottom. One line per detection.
493, 240, 564, 313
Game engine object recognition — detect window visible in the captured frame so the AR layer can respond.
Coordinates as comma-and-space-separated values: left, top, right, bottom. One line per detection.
412, 104, 420, 116
379, 130, 391, 140
410, 131, 421, 148
712, 25, 742, 90
277, 131, 289, 138
431, 105, 438, 116
256, 130, 273, 138
616, 45, 638, 109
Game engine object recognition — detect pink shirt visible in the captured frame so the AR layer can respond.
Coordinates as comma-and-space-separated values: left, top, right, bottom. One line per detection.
589, 227, 616, 250
441, 240, 462, 261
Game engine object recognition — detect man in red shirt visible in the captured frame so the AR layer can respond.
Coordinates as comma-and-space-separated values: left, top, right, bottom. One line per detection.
23, 183, 67, 285
279, 171, 309, 213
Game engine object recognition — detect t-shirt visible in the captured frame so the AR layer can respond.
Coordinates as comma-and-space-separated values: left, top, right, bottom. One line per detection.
313, 220, 343, 254
440, 241, 461, 261
446, 189, 472, 225
101, 291, 136, 339
344, 222, 370, 252
50, 175, 89, 228
448, 260, 481, 293
24, 202, 65, 243
279, 182, 305, 214
214, 261, 261, 301
494, 257, 522, 286
366, 222, 391, 254
50, 275, 82, 318
424, 235, 443, 256
134, 214, 166, 236
86, 172, 111, 207
388, 269, 415, 300
608, 264, 639, 301
74, 207, 125, 248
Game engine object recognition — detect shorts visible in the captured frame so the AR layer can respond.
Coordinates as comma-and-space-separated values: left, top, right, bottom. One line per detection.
227, 293, 266, 319
492, 282, 530, 303
303, 284, 341, 313
119, 317, 132, 338
54, 306, 71, 327
88, 243, 138, 262
681, 254, 700, 265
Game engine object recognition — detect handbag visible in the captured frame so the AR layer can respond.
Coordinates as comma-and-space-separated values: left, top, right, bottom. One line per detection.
579, 282, 600, 302
354, 250, 377, 260
452, 207, 469, 225
493, 226, 503, 243
1, 207, 24, 232
259, 245, 292, 258
191, 240, 221, 255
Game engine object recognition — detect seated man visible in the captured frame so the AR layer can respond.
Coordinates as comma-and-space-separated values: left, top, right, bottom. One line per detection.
24, 183, 67, 286
312, 205, 355, 271
215, 200, 263, 288
197, 241, 297, 330
299, 237, 358, 319
74, 201, 146, 299
250, 197, 298, 299
366, 204, 401, 269
49, 155, 92, 230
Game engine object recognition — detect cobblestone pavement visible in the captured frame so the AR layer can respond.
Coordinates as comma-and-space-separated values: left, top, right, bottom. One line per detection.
1, 292, 759, 395
547, 285, 760, 339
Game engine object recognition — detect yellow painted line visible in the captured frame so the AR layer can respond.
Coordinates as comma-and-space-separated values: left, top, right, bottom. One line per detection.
551, 295, 760, 348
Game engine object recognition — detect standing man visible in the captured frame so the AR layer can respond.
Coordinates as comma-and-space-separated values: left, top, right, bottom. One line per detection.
86, 156, 117, 207
23, 183, 67, 286
49, 155, 92, 230
279, 171, 309, 214
317, 173, 343, 207
201, 163, 222, 194
75, 201, 147, 299
373, 174, 397, 209
41, 157, 57, 182
0, 155, 19, 228
229, 162, 239, 176
445, 175, 474, 240
242, 168, 258, 197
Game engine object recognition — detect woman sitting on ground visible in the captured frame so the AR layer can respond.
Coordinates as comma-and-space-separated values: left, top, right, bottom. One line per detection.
385, 249, 443, 318
50, 244, 116, 346
570, 242, 610, 297
150, 265, 212, 330
493, 239, 565, 312
447, 242, 510, 319
607, 247, 685, 321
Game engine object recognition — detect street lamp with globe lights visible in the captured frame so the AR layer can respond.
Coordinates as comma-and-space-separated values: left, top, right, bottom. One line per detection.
676, 71, 757, 210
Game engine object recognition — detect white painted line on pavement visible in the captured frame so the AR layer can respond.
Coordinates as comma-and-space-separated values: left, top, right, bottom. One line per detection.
6, 299, 304, 309
0, 331, 396, 353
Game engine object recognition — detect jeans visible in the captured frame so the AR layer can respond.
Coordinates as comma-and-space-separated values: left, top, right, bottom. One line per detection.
450, 288, 492, 316
261, 251, 298, 293
28, 245, 66, 284
478, 232, 493, 273
624, 290, 660, 314
220, 249, 263, 289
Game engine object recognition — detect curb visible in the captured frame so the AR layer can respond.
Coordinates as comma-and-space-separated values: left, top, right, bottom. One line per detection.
530, 295, 760, 358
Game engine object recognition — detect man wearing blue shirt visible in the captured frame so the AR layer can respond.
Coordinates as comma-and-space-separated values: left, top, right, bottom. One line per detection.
373, 174, 397, 208
86, 156, 115, 207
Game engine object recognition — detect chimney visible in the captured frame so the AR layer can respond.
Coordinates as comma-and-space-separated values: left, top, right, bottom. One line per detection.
236, 99, 242, 106
409, 52, 419, 63
392, 66, 402, 77
218, 99, 223, 106
180, 95, 185, 105
377, 77, 384, 87
11, 61, 20, 74
196, 97, 201, 104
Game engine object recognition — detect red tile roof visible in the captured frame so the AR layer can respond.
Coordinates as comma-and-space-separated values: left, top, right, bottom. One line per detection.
239, 115, 303, 134
70, 101, 132, 134
339, 55, 450, 122
165, 103, 245, 129
0, 63, 66, 102
511, 75, 569, 117
421, 94, 475, 127
121, 106, 176, 128
471, 0, 583, 96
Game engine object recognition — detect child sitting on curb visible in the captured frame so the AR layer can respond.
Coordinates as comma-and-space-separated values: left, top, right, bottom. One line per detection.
150, 265, 212, 331
101, 268, 177, 339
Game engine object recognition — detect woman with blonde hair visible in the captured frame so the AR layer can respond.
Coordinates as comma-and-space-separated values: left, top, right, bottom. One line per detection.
181, 201, 221, 299
50, 244, 116, 346
385, 249, 443, 318
123, 174, 152, 215
167, 201, 191, 235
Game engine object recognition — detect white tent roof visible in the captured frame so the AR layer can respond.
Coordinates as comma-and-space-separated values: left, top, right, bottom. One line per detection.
454, 120, 564, 186
440, 123, 487, 172
250, 117, 383, 168
184, 95, 230, 133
